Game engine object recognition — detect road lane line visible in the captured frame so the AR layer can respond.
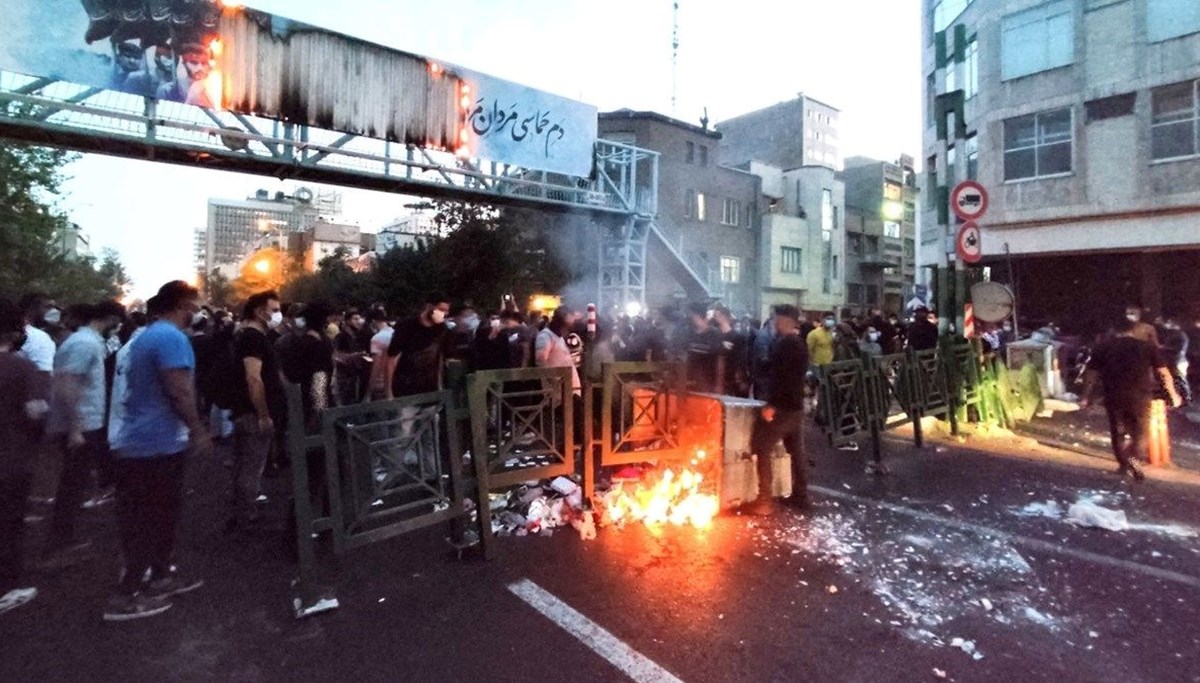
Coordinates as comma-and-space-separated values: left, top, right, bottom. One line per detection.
810, 485, 1200, 591
507, 579, 686, 683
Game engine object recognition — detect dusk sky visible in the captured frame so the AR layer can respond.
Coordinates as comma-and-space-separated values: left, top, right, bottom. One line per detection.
56, 0, 923, 298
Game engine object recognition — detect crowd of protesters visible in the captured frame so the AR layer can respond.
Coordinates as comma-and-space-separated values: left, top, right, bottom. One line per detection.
0, 276, 1074, 620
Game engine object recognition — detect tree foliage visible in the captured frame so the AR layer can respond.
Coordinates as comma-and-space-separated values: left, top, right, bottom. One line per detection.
0, 143, 128, 302
267, 201, 576, 316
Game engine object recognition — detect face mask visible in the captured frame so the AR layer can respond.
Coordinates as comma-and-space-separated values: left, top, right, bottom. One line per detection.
268, 311, 283, 329
192, 312, 207, 326
823, 319, 835, 329
1126, 314, 1139, 323
294, 318, 307, 331
464, 315, 480, 331
431, 310, 447, 325
325, 322, 340, 338
491, 318, 501, 330
1002, 324, 1012, 332
44, 308, 62, 325
868, 332, 880, 342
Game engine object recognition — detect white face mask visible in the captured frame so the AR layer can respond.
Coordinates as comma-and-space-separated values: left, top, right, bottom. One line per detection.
431, 310, 447, 325
868, 332, 880, 342
823, 319, 836, 329
1126, 314, 1140, 323
268, 311, 284, 328
192, 312, 207, 326
44, 308, 62, 325
294, 318, 307, 330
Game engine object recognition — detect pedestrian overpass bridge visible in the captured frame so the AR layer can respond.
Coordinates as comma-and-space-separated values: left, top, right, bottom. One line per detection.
0, 0, 717, 312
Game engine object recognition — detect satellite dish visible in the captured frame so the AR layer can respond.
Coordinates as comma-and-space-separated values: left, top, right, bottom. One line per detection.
294, 187, 314, 203
971, 282, 1015, 323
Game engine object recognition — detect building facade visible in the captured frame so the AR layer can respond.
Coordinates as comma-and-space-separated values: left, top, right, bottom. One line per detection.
842, 156, 919, 316
598, 110, 762, 317
201, 188, 326, 278
718, 94, 842, 171
376, 211, 447, 256
923, 0, 1200, 332
53, 223, 91, 261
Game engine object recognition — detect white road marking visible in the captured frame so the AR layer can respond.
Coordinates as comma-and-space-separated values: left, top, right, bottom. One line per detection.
810, 485, 1200, 591
507, 578, 685, 683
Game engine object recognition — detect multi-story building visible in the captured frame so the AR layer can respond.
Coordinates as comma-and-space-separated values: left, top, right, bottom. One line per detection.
201, 188, 326, 278
53, 223, 91, 261
843, 156, 920, 316
922, 0, 1200, 333
292, 221, 364, 272
376, 211, 448, 256
598, 110, 761, 316
718, 94, 842, 171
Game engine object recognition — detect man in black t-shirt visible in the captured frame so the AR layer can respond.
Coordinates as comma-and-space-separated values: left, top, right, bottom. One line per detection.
333, 309, 370, 406
229, 291, 285, 529
385, 297, 450, 399
1081, 318, 1182, 479
749, 305, 810, 515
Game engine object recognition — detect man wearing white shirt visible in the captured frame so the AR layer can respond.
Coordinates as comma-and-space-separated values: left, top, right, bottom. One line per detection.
17, 294, 56, 376
366, 308, 393, 401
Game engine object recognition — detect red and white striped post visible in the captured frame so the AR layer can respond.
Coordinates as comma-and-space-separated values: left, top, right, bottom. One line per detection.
586, 303, 597, 340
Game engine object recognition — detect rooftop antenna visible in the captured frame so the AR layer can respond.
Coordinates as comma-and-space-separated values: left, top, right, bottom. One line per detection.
671, 1, 680, 115
700, 107, 709, 131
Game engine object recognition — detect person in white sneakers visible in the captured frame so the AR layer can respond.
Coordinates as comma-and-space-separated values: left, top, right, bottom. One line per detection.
0, 298, 50, 615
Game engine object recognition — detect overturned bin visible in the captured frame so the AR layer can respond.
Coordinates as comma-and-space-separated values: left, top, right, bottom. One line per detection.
683, 393, 792, 510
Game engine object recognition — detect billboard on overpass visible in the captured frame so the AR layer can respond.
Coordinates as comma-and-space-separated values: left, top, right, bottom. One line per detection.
0, 0, 597, 177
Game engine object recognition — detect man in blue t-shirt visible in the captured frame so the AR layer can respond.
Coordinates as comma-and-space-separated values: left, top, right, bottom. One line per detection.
105, 281, 210, 622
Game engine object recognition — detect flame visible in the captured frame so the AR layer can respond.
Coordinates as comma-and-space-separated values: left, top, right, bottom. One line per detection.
600, 466, 719, 530
204, 38, 224, 108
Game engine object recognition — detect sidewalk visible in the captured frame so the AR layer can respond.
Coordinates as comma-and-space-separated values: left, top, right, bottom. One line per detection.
1015, 401, 1200, 472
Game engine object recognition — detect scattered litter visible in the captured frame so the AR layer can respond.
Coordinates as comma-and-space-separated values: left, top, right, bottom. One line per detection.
1015, 500, 1062, 519
1066, 502, 1128, 532
980, 598, 993, 612
827, 585, 839, 594
377, 598, 386, 603
550, 477, 579, 496
932, 668, 947, 679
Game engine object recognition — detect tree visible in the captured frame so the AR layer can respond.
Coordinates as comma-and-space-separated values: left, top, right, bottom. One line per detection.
204, 268, 234, 309
0, 142, 123, 303
97, 247, 132, 294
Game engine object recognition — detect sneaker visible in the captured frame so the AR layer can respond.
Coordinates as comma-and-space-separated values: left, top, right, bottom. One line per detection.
1129, 462, 1146, 482
147, 571, 204, 598
82, 487, 116, 509
0, 587, 37, 615
102, 592, 172, 622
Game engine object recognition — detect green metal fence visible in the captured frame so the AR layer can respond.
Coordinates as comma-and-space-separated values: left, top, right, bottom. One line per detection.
814, 341, 983, 459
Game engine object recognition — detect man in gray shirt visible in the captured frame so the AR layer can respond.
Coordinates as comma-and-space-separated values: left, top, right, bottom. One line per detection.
43, 301, 124, 562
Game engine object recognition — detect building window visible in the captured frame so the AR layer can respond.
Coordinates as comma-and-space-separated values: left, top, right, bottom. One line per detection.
781, 246, 803, 274
945, 59, 958, 95
1001, 1, 1073, 81
821, 189, 834, 235
932, 0, 975, 33
686, 141, 695, 164
1004, 108, 1072, 180
721, 199, 741, 226
947, 144, 957, 185
883, 182, 903, 202
866, 285, 880, 303
964, 36, 979, 100
904, 203, 916, 223
700, 145, 709, 166
685, 189, 695, 217
926, 154, 938, 192
966, 133, 979, 180
719, 256, 741, 284
1151, 80, 1200, 161
884, 222, 902, 239
1147, 0, 1200, 43
696, 192, 707, 221
904, 238, 915, 260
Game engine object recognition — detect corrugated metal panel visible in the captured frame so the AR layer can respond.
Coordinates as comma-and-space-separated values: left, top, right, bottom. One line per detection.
219, 9, 459, 149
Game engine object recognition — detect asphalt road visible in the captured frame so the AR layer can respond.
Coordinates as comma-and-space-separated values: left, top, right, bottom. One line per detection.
4, 426, 1200, 683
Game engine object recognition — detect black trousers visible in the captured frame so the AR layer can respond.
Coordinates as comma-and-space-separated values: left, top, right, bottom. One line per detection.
0, 469, 32, 593
750, 409, 807, 500
49, 429, 107, 548
114, 454, 186, 593
1105, 396, 1150, 470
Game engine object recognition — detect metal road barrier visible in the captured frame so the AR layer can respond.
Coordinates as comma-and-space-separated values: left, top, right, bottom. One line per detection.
286, 383, 487, 618
813, 342, 986, 460
583, 362, 687, 500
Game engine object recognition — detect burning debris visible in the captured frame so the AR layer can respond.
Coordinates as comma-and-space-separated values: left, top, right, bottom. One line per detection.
487, 451, 721, 538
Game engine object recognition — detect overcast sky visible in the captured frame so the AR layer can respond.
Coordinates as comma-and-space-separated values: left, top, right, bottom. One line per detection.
56, 0, 922, 298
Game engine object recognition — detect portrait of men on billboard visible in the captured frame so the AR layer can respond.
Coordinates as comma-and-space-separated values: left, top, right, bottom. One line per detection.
108, 36, 146, 91
156, 41, 211, 106
123, 45, 176, 97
